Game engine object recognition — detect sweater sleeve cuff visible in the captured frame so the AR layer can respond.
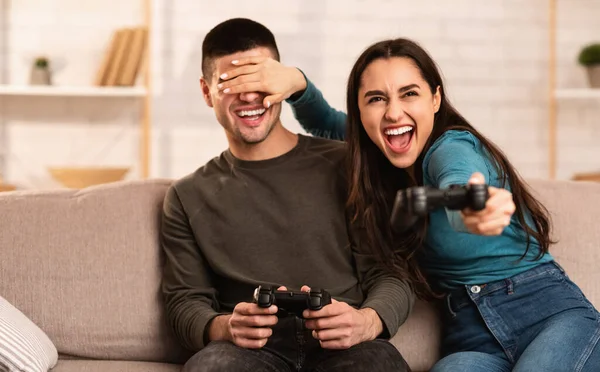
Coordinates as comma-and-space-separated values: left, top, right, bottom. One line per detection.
361, 299, 397, 339
190, 310, 223, 350
360, 282, 414, 338
285, 69, 315, 107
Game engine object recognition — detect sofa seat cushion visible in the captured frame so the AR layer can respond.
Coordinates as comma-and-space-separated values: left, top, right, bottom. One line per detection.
390, 300, 440, 372
51, 360, 182, 372
0, 296, 58, 372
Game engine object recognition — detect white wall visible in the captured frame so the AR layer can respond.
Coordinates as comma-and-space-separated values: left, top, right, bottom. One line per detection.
1, 0, 599, 189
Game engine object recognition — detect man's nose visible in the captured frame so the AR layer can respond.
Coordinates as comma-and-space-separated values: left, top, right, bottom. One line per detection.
239, 91, 260, 102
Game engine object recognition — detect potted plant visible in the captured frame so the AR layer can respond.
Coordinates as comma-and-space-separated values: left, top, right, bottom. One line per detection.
29, 56, 52, 85
578, 43, 600, 88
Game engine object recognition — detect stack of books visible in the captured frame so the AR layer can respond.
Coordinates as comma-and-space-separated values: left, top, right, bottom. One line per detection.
94, 26, 148, 87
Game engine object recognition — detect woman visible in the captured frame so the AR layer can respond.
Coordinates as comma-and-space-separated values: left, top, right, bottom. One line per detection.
217, 39, 600, 371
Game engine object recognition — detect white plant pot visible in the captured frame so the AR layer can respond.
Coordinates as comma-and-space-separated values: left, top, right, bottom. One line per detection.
586, 65, 600, 88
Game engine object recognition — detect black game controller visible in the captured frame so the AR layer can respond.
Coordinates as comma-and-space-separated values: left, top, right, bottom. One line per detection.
252, 285, 332, 318
390, 184, 489, 233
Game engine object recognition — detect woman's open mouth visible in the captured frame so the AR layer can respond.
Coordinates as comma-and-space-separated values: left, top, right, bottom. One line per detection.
383, 125, 414, 154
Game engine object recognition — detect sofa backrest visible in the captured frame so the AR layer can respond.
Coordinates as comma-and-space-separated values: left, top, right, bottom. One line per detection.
526, 178, 600, 306
1, 177, 599, 370
0, 179, 191, 364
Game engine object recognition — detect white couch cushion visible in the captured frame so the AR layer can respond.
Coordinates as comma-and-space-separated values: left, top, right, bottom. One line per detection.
0, 296, 58, 372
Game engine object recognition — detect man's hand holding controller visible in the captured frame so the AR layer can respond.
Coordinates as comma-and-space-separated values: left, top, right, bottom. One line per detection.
206, 286, 286, 349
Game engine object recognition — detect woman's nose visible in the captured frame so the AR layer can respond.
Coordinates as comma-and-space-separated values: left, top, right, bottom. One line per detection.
384, 99, 404, 123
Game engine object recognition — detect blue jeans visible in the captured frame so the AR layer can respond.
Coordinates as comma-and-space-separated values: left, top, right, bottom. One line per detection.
182, 316, 410, 372
431, 261, 600, 372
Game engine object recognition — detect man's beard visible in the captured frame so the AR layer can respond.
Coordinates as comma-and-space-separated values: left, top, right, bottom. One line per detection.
234, 118, 276, 145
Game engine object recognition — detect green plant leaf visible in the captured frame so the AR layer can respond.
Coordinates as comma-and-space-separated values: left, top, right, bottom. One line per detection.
578, 43, 600, 66
34, 57, 49, 68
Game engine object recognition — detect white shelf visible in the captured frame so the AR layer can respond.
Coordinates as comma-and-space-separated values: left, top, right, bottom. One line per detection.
0, 85, 147, 97
554, 88, 600, 99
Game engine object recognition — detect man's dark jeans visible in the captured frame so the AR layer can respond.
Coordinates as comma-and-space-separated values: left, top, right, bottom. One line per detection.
182, 316, 411, 372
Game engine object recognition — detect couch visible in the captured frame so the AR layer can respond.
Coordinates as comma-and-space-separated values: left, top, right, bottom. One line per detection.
1, 178, 599, 372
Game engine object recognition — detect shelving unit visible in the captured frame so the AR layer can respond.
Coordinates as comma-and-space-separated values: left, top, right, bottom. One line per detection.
0, 85, 147, 97
548, 0, 600, 181
0, 0, 153, 190
554, 88, 600, 100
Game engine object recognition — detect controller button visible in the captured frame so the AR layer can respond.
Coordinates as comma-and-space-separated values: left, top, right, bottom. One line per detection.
258, 294, 271, 303
309, 297, 322, 308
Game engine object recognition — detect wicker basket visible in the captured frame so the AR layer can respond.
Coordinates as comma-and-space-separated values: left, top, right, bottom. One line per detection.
48, 166, 130, 189
0, 176, 16, 192
572, 172, 600, 183
0, 183, 16, 192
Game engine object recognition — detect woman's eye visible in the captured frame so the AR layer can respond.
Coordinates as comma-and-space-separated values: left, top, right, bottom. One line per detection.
368, 97, 384, 103
404, 91, 418, 97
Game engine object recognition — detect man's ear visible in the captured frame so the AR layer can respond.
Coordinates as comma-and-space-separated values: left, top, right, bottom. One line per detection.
433, 85, 441, 113
200, 77, 213, 107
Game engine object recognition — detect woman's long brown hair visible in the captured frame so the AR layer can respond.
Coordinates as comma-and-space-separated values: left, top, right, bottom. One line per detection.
345, 38, 554, 300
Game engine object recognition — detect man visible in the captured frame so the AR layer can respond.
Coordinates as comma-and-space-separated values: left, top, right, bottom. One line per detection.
160, 17, 414, 372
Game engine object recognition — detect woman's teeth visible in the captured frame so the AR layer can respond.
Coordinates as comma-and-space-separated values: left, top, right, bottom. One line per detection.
384, 126, 413, 136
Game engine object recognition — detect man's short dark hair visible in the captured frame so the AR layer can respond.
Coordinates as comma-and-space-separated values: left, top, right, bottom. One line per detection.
202, 18, 280, 80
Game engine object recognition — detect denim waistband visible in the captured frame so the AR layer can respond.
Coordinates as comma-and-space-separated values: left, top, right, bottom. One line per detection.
446, 261, 565, 310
